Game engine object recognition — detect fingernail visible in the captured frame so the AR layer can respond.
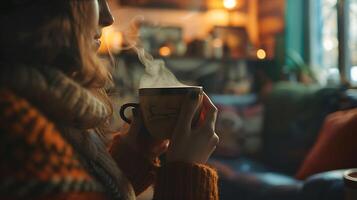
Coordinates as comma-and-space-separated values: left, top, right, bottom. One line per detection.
132, 108, 138, 117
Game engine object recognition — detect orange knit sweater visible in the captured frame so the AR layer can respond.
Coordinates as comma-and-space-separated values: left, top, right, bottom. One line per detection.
0, 89, 218, 200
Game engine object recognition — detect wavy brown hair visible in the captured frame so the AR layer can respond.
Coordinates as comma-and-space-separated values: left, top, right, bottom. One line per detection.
0, 2, 137, 196
0, 0, 113, 132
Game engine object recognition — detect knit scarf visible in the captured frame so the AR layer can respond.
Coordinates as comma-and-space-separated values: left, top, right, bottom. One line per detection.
0, 65, 136, 200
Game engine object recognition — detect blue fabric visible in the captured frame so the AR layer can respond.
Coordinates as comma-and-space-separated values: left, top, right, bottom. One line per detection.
217, 165, 345, 200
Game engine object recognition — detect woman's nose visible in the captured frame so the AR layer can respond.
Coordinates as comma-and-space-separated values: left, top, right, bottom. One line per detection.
99, 0, 114, 27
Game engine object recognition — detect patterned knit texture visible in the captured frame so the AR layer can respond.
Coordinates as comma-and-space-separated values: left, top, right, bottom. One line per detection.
0, 89, 219, 200
0, 89, 107, 199
154, 162, 219, 200
0, 66, 110, 129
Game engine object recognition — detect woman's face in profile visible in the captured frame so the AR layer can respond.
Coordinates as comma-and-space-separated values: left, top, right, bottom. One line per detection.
89, 0, 114, 50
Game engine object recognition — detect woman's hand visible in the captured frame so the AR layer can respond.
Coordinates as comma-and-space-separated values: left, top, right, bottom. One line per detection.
166, 92, 219, 164
118, 108, 169, 162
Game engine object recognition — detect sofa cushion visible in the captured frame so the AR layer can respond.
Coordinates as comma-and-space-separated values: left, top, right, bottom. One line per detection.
262, 82, 342, 175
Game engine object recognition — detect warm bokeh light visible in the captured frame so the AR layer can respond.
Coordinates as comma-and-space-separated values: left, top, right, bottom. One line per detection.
159, 46, 172, 57
98, 26, 123, 54
257, 49, 267, 60
223, 0, 237, 10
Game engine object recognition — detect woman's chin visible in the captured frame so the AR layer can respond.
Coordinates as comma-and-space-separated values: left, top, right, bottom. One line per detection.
93, 39, 101, 51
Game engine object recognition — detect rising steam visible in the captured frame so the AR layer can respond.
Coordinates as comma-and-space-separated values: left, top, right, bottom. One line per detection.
134, 47, 186, 88
119, 16, 187, 89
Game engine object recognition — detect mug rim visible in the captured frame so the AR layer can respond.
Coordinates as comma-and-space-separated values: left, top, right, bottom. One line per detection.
344, 169, 357, 189
139, 86, 203, 95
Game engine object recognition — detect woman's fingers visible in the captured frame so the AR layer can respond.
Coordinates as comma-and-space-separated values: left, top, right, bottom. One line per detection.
166, 91, 219, 164
150, 140, 170, 156
201, 93, 218, 129
210, 133, 220, 146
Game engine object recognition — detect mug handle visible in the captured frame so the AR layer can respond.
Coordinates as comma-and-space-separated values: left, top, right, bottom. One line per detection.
119, 103, 139, 124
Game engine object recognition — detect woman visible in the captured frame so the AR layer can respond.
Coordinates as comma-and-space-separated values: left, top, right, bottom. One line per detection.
0, 0, 219, 200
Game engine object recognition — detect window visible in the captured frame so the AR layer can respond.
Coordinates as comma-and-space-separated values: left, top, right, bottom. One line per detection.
310, 0, 357, 86
349, 0, 357, 84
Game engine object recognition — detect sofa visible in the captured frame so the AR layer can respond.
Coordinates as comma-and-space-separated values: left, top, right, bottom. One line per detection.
218, 168, 344, 200
210, 82, 357, 200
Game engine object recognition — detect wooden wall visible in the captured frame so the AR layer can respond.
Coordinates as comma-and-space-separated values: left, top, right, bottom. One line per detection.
113, 0, 286, 59
258, 0, 285, 58
119, 0, 246, 10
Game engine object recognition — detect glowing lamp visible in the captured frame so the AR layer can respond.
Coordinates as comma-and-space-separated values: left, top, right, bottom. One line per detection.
223, 0, 237, 10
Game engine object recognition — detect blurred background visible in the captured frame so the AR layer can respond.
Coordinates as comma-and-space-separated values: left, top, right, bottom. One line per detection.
102, 0, 357, 199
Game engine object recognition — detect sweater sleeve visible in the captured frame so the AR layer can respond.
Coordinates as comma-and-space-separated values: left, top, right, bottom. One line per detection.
154, 162, 219, 200
109, 133, 160, 195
